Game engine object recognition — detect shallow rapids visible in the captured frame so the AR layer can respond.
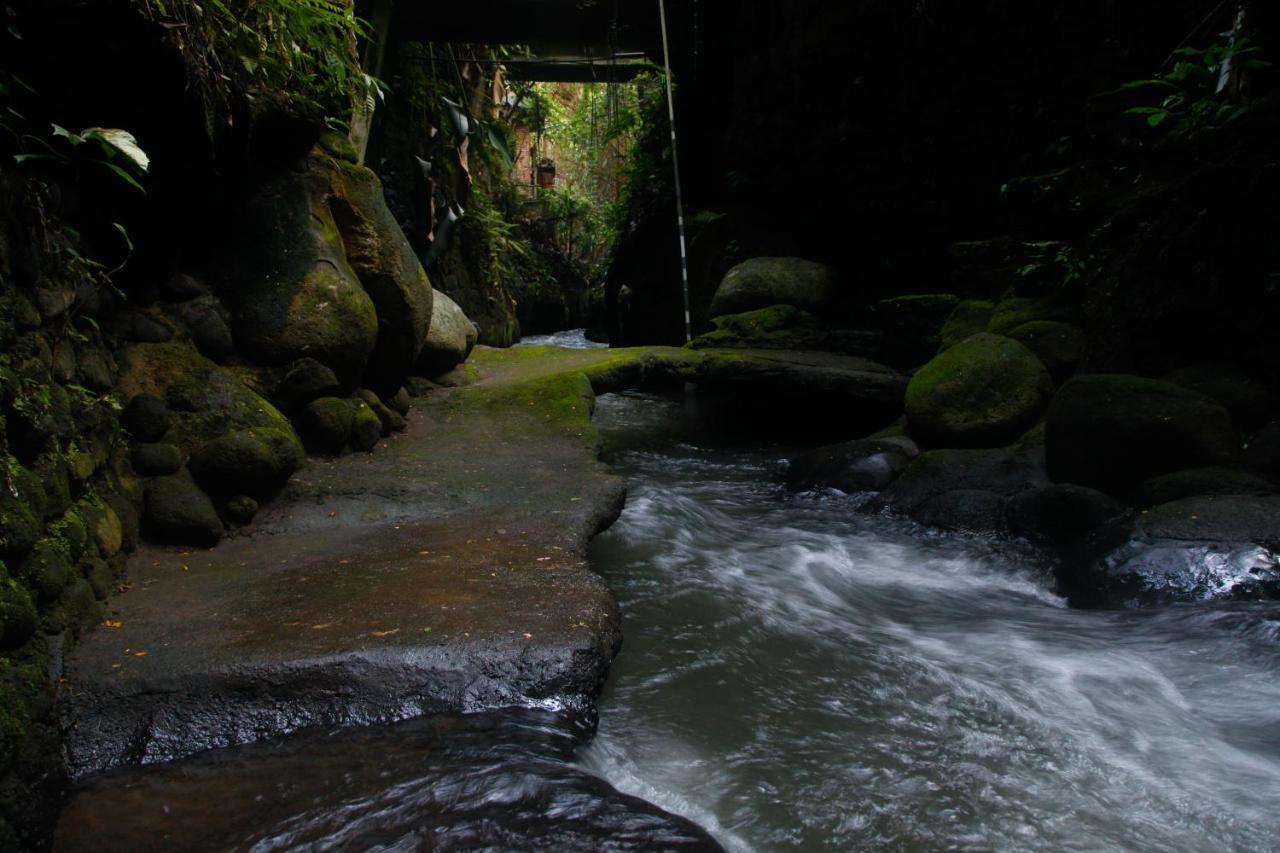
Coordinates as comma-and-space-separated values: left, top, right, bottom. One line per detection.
584, 391, 1280, 852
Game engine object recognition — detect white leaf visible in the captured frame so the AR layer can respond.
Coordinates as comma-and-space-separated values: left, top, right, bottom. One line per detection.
83, 127, 150, 172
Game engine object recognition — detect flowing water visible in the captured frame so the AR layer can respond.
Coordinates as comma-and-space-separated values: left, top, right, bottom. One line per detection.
583, 390, 1280, 852
515, 329, 608, 349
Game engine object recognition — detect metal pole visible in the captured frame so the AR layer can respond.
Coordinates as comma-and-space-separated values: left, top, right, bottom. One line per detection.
658, 0, 693, 344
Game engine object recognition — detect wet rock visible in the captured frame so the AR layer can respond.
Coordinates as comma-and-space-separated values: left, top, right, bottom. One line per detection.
873, 437, 1048, 533
80, 499, 123, 559
688, 304, 826, 351
224, 495, 259, 526
104, 493, 140, 554
787, 438, 917, 492
1163, 363, 1271, 431
81, 553, 116, 600
710, 257, 838, 316
143, 474, 223, 547
173, 295, 234, 364
356, 389, 405, 434
45, 577, 100, 637
388, 387, 412, 415
417, 289, 474, 376
130, 443, 183, 476
51, 340, 76, 383
0, 475, 41, 562
75, 347, 115, 391
296, 397, 354, 455
217, 151, 378, 386
939, 299, 995, 350
1244, 422, 1280, 483
326, 156, 434, 395
905, 333, 1053, 448
1059, 495, 1280, 608
122, 393, 170, 443
189, 428, 304, 499
1045, 375, 1239, 495
1007, 484, 1130, 547
1132, 466, 1274, 509
112, 311, 173, 344
1006, 320, 1083, 384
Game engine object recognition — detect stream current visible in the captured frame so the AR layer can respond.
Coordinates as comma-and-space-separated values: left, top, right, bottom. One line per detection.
584, 390, 1280, 852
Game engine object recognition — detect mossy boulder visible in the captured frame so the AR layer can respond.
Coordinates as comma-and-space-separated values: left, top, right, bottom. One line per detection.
1006, 321, 1083, 384
939, 300, 995, 350
0, 568, 37, 650
349, 400, 383, 452
295, 397, 354, 455
215, 151, 378, 386
79, 498, 122, 560
1131, 466, 1274, 509
326, 156, 434, 395
16, 540, 73, 603
224, 495, 259, 526
710, 257, 838, 316
130, 443, 182, 476
986, 296, 1079, 336
689, 304, 826, 351
787, 437, 918, 493
44, 577, 100, 637
355, 389, 405, 434
1045, 375, 1239, 494
1163, 363, 1271, 431
121, 392, 170, 443
119, 343, 301, 455
189, 428, 304, 499
1006, 484, 1129, 547
417, 289, 475, 376
273, 357, 342, 414
905, 333, 1053, 447
143, 474, 223, 547
0, 468, 41, 561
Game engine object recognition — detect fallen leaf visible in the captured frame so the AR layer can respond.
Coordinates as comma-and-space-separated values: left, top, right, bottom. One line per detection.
132, 651, 148, 657
536, 557, 551, 562
522, 632, 533, 640
328, 510, 337, 518
311, 623, 333, 630
371, 628, 400, 638
103, 620, 123, 629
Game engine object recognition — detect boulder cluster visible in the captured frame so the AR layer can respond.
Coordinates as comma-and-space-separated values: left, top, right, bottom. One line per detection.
703, 256, 1280, 610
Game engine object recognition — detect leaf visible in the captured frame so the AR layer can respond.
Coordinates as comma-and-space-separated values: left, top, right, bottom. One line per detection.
1147, 111, 1169, 128
1117, 79, 1177, 91
82, 127, 150, 172
485, 121, 515, 170
51, 123, 83, 145
442, 96, 470, 138
99, 161, 147, 193
12, 153, 58, 164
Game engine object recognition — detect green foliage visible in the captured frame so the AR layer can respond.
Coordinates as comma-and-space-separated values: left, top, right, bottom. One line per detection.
1016, 241, 1089, 292
136, 0, 385, 127
1120, 32, 1270, 136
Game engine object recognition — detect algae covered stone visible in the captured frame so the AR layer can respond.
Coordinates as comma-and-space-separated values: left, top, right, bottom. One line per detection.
1045, 374, 1239, 494
296, 397, 354, 455
143, 474, 223, 546
189, 428, 304, 498
0, 566, 37, 650
688, 304, 825, 350
905, 333, 1053, 447
349, 400, 383, 452
710, 257, 838, 316
1006, 320, 1083, 383
939, 300, 995, 350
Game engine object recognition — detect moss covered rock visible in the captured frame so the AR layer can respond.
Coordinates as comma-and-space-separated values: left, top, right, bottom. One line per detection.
119, 343, 301, 456
0, 467, 41, 562
327, 156, 434, 395
130, 442, 183, 476
1163, 363, 1271, 431
939, 300, 995, 350
987, 296, 1080, 336
1131, 466, 1274, 509
272, 357, 342, 414
79, 499, 122, 560
349, 400, 383, 452
121, 392, 170, 443
1006, 321, 1083, 384
296, 397, 354, 455
143, 474, 223, 547
356, 389, 405, 434
905, 333, 1053, 447
16, 540, 73, 603
224, 495, 259, 526
710, 257, 838, 316
216, 151, 378, 386
0, 568, 37, 650
417, 289, 475, 376
1045, 374, 1239, 494
688, 304, 826, 351
189, 427, 304, 499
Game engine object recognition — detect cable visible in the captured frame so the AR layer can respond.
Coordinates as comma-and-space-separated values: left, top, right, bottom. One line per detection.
658, 0, 692, 344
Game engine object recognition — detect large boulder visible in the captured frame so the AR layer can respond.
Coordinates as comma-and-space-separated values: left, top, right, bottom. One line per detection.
710, 257, 838, 316
189, 428, 304, 499
216, 151, 378, 386
325, 156, 434, 395
1163, 363, 1271, 431
1007, 484, 1130, 548
1131, 466, 1274, 509
1058, 495, 1280, 608
986, 295, 1080, 336
1045, 374, 1239, 495
295, 397, 354, 456
905, 333, 1053, 448
873, 437, 1048, 533
787, 436, 919, 493
938, 299, 995, 350
417, 289, 474, 376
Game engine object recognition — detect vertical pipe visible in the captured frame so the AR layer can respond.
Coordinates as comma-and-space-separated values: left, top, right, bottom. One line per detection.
658, 0, 693, 344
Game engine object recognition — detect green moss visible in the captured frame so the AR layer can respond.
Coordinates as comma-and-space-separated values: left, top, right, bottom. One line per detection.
0, 565, 37, 651
689, 304, 826, 351
987, 296, 1080, 336
939, 300, 995, 350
